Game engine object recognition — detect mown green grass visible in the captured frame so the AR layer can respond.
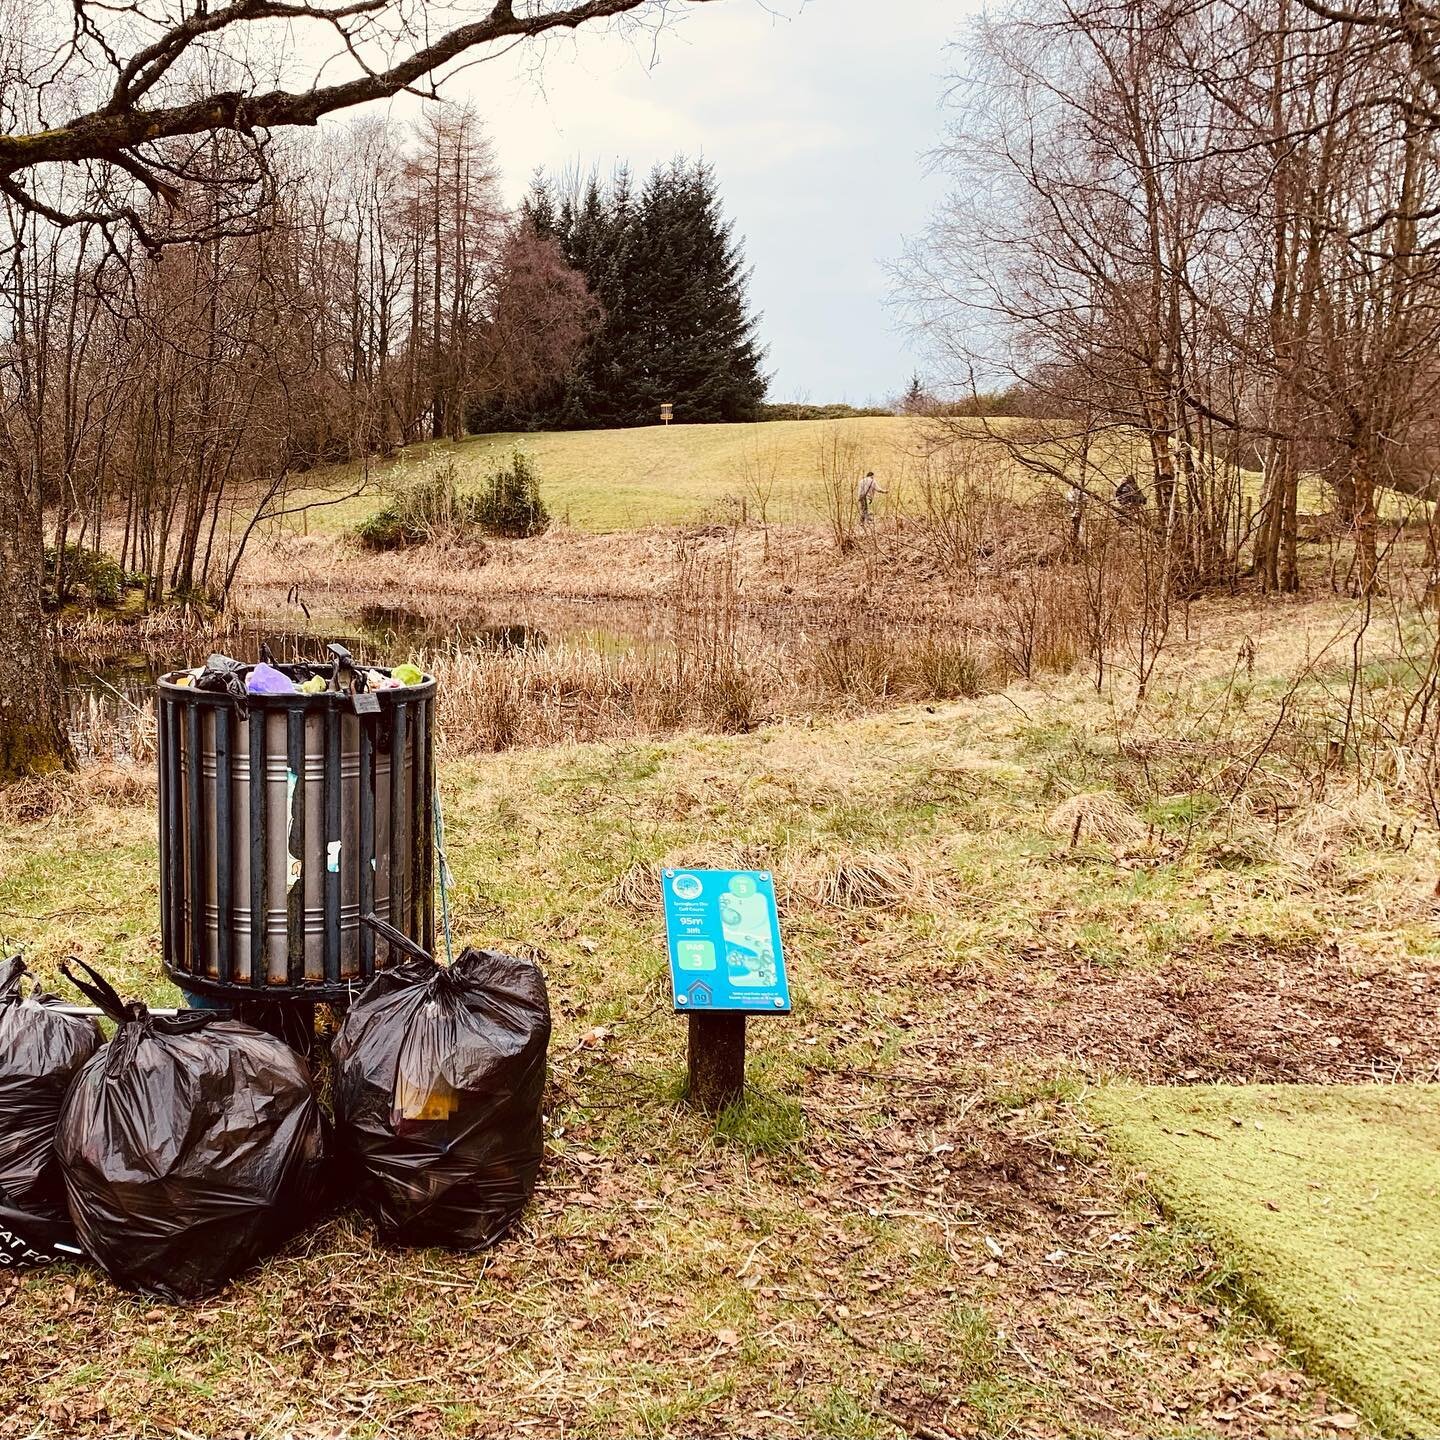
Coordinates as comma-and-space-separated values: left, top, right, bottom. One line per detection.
288, 417, 937, 535
1093, 1084, 1440, 1436
273, 414, 1427, 542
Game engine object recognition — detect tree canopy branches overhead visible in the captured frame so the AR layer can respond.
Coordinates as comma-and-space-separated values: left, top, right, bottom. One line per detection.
0, 0, 706, 244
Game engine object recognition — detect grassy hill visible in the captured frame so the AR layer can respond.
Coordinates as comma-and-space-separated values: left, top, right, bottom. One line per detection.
280, 414, 1418, 543
288, 417, 964, 534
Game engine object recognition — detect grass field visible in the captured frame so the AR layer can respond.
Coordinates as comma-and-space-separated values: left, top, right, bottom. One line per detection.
1093, 1085, 1440, 1437
288, 417, 939, 534
274, 415, 1425, 546
7, 585, 1440, 1436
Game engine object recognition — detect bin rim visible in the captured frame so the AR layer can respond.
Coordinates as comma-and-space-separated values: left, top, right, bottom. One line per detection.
163, 965, 392, 1003
156, 667, 437, 705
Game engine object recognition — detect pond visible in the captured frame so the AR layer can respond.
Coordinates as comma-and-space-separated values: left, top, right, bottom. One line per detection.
58, 598, 653, 758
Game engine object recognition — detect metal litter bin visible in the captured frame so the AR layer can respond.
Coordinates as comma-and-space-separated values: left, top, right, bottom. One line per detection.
156, 663, 435, 1004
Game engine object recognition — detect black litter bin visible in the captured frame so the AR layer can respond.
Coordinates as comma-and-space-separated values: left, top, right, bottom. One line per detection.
156, 660, 435, 1009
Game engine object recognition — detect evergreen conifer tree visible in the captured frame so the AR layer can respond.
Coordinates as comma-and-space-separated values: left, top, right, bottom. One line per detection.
512, 156, 766, 428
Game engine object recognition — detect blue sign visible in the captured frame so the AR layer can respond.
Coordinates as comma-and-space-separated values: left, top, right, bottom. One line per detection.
662, 868, 791, 1014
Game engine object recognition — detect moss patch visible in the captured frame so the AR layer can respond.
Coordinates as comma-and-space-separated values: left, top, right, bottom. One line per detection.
1093, 1084, 1440, 1436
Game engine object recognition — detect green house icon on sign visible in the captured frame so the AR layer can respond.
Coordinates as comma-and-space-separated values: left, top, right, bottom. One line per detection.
687, 980, 713, 1006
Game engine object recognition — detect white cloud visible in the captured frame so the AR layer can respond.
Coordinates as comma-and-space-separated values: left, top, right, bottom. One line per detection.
378, 0, 974, 400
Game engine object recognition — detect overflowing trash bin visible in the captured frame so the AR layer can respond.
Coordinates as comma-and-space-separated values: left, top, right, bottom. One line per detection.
1, 643, 556, 1301
156, 647, 435, 1004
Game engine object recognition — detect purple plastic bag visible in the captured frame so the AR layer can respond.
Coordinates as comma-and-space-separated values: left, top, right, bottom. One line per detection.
246, 662, 297, 696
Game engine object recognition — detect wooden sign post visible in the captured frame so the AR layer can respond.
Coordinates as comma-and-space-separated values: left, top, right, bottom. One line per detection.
661, 869, 790, 1114
687, 1013, 747, 1112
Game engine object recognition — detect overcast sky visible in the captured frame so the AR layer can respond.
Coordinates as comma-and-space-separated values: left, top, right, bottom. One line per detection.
439, 0, 968, 405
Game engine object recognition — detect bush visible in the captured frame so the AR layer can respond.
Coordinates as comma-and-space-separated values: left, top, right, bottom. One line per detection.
43, 545, 131, 607
756, 402, 896, 422
355, 461, 483, 551
474, 450, 549, 538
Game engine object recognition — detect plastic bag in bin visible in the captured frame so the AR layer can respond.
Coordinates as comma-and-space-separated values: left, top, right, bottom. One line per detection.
55, 958, 327, 1301
332, 915, 550, 1250
0, 956, 102, 1268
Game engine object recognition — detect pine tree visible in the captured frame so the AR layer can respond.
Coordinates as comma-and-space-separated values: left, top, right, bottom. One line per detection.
510, 157, 767, 429
901, 373, 931, 415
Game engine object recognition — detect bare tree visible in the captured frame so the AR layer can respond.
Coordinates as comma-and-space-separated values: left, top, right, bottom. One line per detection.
0, 0, 706, 782
905, 0, 1440, 614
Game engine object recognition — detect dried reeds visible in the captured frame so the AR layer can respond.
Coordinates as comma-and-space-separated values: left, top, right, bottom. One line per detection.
0, 763, 156, 823
807, 849, 928, 910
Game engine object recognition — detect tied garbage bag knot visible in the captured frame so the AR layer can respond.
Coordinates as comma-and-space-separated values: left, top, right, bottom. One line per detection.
55, 957, 327, 1302
332, 914, 551, 1252
0, 956, 102, 1268
194, 652, 247, 697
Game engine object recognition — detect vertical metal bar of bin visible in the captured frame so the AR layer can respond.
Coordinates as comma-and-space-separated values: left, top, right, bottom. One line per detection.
286, 706, 306, 988
389, 701, 408, 937
422, 695, 435, 950
324, 701, 342, 984
165, 699, 183, 968
215, 704, 233, 985
410, 697, 427, 947
249, 707, 267, 988
358, 715, 375, 975
185, 702, 206, 982
157, 695, 170, 962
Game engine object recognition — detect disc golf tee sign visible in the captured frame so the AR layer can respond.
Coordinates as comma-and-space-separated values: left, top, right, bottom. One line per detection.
662, 868, 790, 1112
662, 869, 790, 1013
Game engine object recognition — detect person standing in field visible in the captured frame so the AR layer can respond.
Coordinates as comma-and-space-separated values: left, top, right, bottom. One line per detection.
1114, 473, 1146, 514
857, 470, 885, 527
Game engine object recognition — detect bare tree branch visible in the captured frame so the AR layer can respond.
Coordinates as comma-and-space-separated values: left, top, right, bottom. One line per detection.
0, 1, 707, 179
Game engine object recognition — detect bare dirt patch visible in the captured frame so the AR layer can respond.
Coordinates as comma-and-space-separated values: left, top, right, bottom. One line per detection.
944, 942, 1440, 1084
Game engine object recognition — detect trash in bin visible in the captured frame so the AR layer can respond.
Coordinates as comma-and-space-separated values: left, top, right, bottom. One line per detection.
56, 958, 328, 1301
391, 663, 425, 688
245, 661, 298, 696
0, 956, 102, 1268
194, 653, 247, 696
332, 914, 551, 1250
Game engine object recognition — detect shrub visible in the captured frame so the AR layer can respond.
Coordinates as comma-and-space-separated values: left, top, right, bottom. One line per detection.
355, 461, 483, 551
474, 450, 549, 538
756, 402, 896, 422
43, 545, 130, 607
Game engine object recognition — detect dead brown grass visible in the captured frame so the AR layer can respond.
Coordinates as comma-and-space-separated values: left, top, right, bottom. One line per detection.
1045, 791, 1149, 849
0, 763, 156, 823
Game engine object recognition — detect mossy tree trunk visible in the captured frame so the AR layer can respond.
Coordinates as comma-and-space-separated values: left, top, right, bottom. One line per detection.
0, 462, 71, 782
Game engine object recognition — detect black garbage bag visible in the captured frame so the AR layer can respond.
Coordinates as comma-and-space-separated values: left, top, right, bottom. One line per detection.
55, 959, 327, 1301
1, 1199, 86, 1269
332, 915, 551, 1250
0, 956, 102, 1269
